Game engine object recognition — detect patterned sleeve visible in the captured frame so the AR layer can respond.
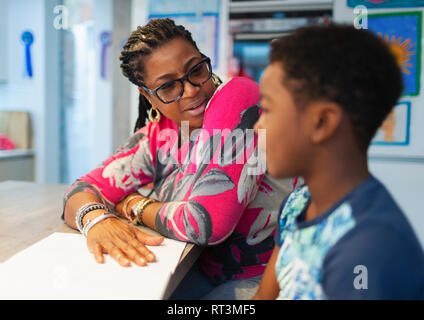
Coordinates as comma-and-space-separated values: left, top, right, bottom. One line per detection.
154, 77, 265, 246
62, 125, 155, 217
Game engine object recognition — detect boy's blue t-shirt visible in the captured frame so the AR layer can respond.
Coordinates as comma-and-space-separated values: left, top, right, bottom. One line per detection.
274, 175, 424, 300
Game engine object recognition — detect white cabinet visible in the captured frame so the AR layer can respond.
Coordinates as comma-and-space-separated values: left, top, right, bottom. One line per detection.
0, 150, 35, 181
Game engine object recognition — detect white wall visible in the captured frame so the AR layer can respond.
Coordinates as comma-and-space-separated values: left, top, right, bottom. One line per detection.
0, 0, 61, 183
129, 0, 149, 135
44, 0, 61, 183
333, 1, 424, 248
92, 0, 113, 164
61, 0, 117, 184
369, 159, 424, 246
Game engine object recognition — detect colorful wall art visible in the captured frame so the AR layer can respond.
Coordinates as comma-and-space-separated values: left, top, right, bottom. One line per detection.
372, 101, 411, 146
368, 12, 422, 96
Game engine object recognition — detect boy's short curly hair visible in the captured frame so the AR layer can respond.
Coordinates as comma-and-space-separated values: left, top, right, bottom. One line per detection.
270, 24, 403, 151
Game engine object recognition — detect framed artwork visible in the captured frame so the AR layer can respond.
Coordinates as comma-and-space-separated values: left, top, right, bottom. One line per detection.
348, 0, 424, 9
367, 12, 422, 96
372, 101, 411, 146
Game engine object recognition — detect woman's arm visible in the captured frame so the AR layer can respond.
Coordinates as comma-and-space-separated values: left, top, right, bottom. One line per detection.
62, 125, 154, 222
251, 245, 280, 300
62, 126, 164, 266
64, 191, 106, 230
62, 126, 154, 216
66, 78, 262, 249
114, 192, 162, 230
64, 190, 163, 267
150, 77, 264, 246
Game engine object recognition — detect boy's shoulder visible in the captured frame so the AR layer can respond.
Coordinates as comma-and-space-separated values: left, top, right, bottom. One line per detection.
338, 175, 423, 255
322, 214, 424, 299
277, 175, 416, 236
320, 176, 424, 299
276, 176, 424, 299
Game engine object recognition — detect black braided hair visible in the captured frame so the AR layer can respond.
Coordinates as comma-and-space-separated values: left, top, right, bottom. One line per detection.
120, 18, 200, 132
270, 24, 403, 151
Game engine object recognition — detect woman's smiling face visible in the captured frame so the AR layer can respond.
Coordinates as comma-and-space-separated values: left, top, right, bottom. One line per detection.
139, 37, 216, 132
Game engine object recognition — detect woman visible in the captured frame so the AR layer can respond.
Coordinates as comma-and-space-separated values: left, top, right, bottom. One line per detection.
62, 18, 291, 299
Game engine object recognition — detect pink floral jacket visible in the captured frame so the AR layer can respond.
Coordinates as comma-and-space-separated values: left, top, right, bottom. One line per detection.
63, 77, 292, 282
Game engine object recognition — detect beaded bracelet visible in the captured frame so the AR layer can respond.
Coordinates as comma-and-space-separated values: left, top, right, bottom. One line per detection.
75, 202, 108, 233
133, 198, 158, 225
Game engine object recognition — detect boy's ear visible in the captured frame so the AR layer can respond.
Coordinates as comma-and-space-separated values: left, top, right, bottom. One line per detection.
308, 101, 343, 144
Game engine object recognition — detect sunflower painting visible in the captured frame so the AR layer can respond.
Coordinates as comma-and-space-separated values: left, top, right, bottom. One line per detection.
379, 34, 415, 75
368, 12, 422, 96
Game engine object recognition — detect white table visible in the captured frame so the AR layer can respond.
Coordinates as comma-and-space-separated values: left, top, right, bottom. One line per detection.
0, 180, 202, 299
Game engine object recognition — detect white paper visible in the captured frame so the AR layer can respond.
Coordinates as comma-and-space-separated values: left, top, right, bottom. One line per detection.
0, 232, 186, 300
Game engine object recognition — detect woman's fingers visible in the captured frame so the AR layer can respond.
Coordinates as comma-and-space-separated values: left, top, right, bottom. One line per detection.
128, 238, 156, 263
86, 217, 165, 267
115, 233, 157, 265
93, 243, 104, 264
110, 247, 131, 267
117, 238, 149, 266
134, 228, 164, 246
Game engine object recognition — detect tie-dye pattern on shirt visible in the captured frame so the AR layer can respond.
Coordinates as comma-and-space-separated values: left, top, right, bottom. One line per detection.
275, 186, 356, 299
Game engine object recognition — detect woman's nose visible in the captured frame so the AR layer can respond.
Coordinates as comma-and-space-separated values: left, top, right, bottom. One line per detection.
182, 80, 201, 98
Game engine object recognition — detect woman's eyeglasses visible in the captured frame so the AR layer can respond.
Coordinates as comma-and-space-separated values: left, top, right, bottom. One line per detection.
142, 57, 212, 104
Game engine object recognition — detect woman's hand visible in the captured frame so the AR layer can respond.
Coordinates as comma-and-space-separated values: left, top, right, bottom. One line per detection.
86, 216, 164, 267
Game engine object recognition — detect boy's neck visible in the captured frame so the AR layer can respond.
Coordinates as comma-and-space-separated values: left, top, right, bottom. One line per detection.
303, 150, 370, 222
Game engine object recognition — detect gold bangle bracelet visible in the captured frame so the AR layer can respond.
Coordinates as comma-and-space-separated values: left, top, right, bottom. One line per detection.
135, 198, 158, 225
131, 198, 151, 225
122, 194, 144, 220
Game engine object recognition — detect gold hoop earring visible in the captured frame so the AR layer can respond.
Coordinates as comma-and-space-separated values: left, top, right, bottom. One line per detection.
211, 73, 221, 87
148, 108, 161, 123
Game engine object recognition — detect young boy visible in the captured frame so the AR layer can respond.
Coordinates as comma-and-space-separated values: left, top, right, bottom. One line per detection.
253, 24, 424, 299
